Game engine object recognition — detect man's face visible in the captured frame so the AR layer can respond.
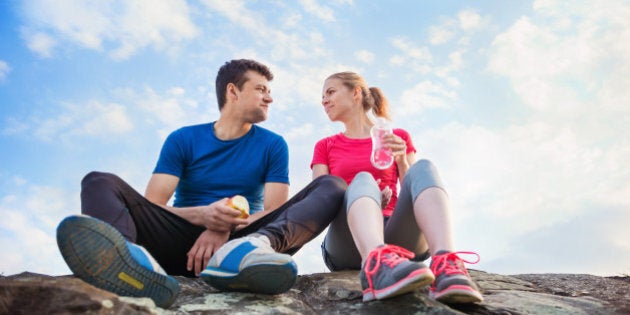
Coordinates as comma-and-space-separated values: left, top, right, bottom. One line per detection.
236, 71, 273, 123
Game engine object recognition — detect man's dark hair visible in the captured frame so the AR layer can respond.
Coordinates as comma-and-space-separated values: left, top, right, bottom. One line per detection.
215, 59, 274, 110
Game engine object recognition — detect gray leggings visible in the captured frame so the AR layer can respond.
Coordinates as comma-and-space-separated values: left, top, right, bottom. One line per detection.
321, 159, 445, 271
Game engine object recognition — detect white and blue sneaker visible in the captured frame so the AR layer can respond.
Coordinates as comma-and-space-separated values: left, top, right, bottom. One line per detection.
56, 215, 179, 308
200, 235, 297, 294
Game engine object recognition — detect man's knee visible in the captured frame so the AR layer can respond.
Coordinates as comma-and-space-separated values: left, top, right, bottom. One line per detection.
81, 171, 119, 192
317, 175, 347, 198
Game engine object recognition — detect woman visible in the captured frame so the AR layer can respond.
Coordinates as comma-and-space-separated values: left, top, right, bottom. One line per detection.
311, 71, 483, 304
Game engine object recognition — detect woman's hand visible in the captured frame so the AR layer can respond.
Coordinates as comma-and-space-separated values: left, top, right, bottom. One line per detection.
381, 185, 392, 209
383, 133, 407, 164
187, 229, 230, 276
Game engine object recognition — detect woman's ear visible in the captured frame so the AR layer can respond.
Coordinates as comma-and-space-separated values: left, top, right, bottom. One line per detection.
353, 86, 362, 102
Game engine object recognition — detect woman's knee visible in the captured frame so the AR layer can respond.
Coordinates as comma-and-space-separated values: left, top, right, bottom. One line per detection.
404, 159, 439, 182
403, 159, 447, 199
351, 171, 376, 185
348, 172, 378, 194
346, 172, 381, 212
410, 159, 435, 174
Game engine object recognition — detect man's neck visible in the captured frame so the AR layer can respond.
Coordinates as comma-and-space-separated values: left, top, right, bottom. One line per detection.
214, 117, 252, 140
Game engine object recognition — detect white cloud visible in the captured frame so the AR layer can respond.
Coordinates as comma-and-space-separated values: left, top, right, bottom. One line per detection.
283, 13, 303, 28
21, 0, 199, 60
409, 118, 630, 276
268, 62, 352, 113
4, 85, 212, 145
483, 205, 630, 276
401, 0, 630, 275
354, 50, 375, 64
3, 100, 135, 142
201, 0, 331, 62
0, 183, 78, 276
0, 60, 12, 80
22, 31, 58, 58
299, 0, 335, 22
434, 50, 464, 86
488, 0, 630, 117
122, 86, 205, 140
398, 81, 456, 115
1, 118, 29, 136
389, 36, 432, 74
458, 9, 482, 31
389, 55, 405, 66
391, 37, 431, 61
429, 9, 486, 46
32, 101, 134, 142
428, 22, 456, 45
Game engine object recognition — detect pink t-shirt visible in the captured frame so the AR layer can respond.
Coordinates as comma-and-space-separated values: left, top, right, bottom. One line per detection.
310, 128, 416, 217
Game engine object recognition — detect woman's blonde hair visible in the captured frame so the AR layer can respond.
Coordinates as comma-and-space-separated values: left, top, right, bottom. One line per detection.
326, 71, 391, 119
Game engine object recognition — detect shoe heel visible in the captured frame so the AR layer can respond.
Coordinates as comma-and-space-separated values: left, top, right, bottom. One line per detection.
57, 216, 179, 308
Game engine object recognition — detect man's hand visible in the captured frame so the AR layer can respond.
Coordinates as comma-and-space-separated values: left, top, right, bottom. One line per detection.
199, 198, 249, 232
187, 229, 230, 276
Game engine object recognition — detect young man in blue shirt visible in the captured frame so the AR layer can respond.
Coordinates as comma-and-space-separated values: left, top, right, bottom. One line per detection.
56, 59, 346, 308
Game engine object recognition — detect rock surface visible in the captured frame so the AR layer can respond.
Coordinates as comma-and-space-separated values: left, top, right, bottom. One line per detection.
1, 270, 628, 314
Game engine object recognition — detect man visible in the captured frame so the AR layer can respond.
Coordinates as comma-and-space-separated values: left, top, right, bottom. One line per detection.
56, 59, 346, 308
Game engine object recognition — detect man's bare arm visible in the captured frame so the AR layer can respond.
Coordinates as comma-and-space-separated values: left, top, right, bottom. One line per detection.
145, 173, 247, 231
233, 181, 289, 229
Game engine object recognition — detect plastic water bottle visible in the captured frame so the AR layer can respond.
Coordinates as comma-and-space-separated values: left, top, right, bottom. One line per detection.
370, 117, 394, 169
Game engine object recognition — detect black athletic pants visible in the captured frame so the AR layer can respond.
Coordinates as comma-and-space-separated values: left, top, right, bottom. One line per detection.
80, 171, 347, 277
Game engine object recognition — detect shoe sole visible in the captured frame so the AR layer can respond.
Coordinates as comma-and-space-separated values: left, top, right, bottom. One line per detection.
201, 262, 297, 295
431, 285, 484, 304
363, 268, 435, 302
56, 215, 179, 308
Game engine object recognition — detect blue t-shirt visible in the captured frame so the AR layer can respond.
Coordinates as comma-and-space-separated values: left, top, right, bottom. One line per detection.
153, 122, 289, 213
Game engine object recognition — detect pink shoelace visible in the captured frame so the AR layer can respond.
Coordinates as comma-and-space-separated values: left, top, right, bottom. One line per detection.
363, 245, 414, 292
431, 251, 480, 277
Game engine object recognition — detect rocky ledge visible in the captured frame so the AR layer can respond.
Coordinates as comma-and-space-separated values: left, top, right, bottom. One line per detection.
1, 270, 628, 314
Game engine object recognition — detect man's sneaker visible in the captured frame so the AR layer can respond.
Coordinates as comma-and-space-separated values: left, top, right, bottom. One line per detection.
200, 235, 297, 294
56, 215, 179, 308
360, 244, 435, 302
429, 251, 483, 304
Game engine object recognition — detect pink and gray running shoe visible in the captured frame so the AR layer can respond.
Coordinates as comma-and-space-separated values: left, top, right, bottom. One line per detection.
429, 251, 483, 304
360, 244, 435, 302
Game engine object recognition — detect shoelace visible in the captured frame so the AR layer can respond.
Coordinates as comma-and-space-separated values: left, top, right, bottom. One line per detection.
363, 245, 414, 292
431, 251, 480, 277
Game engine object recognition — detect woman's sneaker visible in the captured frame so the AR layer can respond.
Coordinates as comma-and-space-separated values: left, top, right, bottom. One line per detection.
56, 215, 179, 308
429, 251, 483, 304
200, 235, 297, 294
360, 244, 435, 302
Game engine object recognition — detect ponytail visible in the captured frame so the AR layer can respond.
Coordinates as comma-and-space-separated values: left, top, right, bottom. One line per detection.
369, 87, 390, 120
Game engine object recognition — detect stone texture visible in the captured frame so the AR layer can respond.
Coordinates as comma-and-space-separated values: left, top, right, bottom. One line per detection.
1, 270, 628, 314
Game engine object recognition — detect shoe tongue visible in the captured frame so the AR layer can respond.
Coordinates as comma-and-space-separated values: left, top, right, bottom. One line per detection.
434, 250, 452, 256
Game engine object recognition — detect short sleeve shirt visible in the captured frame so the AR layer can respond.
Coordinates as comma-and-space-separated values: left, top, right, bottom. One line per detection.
310, 128, 415, 217
154, 122, 289, 213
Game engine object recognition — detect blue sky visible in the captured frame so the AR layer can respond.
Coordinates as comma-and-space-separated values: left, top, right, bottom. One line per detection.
1, 0, 628, 277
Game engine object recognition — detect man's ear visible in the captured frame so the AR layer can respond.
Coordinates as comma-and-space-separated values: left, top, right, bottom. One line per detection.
226, 82, 239, 103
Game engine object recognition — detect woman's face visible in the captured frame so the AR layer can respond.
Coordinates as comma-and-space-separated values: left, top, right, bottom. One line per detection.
321, 78, 355, 122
